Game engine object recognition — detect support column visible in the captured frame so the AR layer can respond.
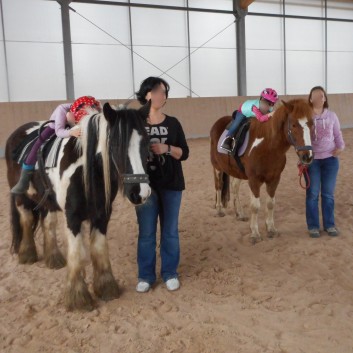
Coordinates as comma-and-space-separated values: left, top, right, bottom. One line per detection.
60, 0, 75, 100
233, 0, 248, 96
0, 0, 10, 101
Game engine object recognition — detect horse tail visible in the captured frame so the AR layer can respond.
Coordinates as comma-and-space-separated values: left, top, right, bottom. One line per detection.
10, 194, 22, 254
221, 172, 230, 208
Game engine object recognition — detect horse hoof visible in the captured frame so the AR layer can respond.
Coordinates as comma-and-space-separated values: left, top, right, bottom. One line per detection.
93, 271, 119, 301
45, 251, 66, 269
18, 247, 38, 265
216, 211, 226, 217
250, 235, 263, 245
64, 279, 95, 311
236, 215, 248, 222
267, 230, 279, 238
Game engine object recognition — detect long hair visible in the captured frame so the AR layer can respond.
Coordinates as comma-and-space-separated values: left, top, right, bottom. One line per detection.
308, 86, 329, 109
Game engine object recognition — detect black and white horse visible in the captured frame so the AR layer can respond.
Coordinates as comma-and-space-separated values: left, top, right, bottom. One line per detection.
6, 102, 151, 310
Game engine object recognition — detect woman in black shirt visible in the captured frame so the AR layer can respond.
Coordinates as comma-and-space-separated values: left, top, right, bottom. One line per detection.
135, 77, 189, 293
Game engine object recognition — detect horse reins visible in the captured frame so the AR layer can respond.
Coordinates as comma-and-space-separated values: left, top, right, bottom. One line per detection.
297, 162, 310, 190
287, 115, 312, 190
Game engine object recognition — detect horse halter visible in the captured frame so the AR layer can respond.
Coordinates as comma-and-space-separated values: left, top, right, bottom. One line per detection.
287, 114, 313, 154
111, 156, 150, 184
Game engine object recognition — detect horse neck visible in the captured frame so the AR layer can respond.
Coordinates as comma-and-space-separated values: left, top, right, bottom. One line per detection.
265, 110, 291, 151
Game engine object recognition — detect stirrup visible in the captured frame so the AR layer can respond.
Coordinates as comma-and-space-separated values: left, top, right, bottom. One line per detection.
220, 137, 235, 153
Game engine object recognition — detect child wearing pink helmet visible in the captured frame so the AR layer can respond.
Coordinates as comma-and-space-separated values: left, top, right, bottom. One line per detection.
221, 88, 279, 152
11, 96, 101, 194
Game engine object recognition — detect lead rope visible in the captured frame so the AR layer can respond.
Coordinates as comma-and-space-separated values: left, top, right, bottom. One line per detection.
297, 162, 310, 190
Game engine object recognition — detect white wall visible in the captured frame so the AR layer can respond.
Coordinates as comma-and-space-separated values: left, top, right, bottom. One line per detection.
0, 3, 9, 101
1, 0, 66, 102
0, 0, 353, 102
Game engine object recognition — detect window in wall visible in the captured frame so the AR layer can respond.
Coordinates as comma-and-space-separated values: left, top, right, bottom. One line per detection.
2, 0, 65, 101
246, 16, 285, 95
131, 7, 190, 98
71, 3, 134, 99
189, 11, 236, 97
327, 21, 353, 93
0, 3, 9, 102
285, 18, 325, 94
285, 0, 324, 17
188, 0, 232, 11
327, 1, 353, 20
249, 0, 283, 15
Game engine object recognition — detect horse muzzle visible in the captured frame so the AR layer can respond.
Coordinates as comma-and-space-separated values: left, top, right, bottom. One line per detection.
296, 146, 314, 165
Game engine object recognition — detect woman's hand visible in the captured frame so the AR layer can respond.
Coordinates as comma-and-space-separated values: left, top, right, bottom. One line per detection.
332, 148, 343, 157
69, 128, 81, 138
150, 143, 168, 155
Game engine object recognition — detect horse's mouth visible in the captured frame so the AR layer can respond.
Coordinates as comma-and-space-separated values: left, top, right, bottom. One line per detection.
297, 151, 314, 165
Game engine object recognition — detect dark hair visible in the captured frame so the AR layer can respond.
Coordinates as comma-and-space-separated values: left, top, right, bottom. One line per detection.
136, 77, 170, 105
308, 86, 329, 109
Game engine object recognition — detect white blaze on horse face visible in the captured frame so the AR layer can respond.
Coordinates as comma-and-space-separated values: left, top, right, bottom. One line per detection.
248, 138, 264, 156
128, 129, 151, 199
298, 117, 313, 158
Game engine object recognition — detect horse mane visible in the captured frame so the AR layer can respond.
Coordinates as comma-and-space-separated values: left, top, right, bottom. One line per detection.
250, 99, 310, 143
80, 112, 111, 213
79, 108, 147, 213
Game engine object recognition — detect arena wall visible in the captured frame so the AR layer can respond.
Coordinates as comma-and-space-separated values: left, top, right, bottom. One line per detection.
1, 94, 352, 157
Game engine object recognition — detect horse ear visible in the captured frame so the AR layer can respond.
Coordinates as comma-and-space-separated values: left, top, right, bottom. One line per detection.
282, 100, 294, 113
138, 99, 151, 121
103, 102, 117, 125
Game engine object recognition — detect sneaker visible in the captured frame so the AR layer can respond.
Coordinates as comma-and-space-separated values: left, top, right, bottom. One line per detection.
325, 227, 339, 237
136, 281, 150, 293
166, 278, 180, 291
308, 229, 320, 238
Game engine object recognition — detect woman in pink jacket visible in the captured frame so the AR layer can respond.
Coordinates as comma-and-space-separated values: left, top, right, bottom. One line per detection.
11, 96, 101, 194
306, 86, 345, 238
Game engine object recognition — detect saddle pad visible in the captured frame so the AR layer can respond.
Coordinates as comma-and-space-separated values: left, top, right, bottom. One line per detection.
13, 127, 65, 169
217, 129, 250, 157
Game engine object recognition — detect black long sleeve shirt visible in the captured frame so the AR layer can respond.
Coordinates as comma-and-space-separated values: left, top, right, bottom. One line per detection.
145, 115, 189, 191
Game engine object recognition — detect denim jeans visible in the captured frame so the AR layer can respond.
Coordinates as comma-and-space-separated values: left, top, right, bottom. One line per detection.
306, 157, 339, 230
136, 189, 182, 284
227, 111, 246, 137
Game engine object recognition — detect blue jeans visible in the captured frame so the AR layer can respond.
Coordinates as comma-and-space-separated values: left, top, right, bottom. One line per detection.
136, 189, 182, 284
227, 111, 246, 137
306, 157, 339, 230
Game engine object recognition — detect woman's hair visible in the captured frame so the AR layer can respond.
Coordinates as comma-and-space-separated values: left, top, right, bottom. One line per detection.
308, 86, 329, 109
136, 77, 170, 105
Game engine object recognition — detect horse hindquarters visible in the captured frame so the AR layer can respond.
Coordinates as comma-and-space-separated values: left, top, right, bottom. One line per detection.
10, 194, 39, 264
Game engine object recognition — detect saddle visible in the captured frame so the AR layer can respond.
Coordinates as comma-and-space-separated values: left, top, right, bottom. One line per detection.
12, 121, 65, 169
12, 121, 67, 210
217, 118, 251, 172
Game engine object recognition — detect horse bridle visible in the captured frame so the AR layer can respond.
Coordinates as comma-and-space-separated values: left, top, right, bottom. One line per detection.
287, 114, 313, 154
111, 156, 150, 184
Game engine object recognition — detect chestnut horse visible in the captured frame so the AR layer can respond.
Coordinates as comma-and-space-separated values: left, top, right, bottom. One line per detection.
6, 102, 151, 310
210, 100, 314, 243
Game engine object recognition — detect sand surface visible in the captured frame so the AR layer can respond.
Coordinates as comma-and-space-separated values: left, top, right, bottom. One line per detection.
0, 130, 353, 353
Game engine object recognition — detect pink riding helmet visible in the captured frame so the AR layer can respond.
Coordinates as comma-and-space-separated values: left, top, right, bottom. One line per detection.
261, 88, 278, 104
